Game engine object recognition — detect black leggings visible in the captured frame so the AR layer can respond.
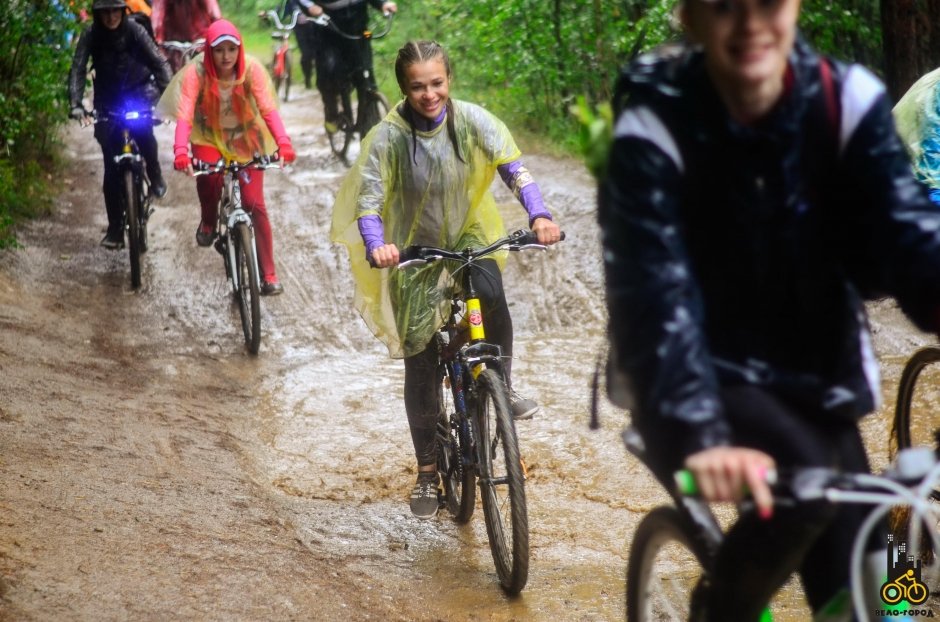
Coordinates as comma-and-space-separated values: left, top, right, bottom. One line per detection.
640, 385, 874, 620
403, 259, 513, 467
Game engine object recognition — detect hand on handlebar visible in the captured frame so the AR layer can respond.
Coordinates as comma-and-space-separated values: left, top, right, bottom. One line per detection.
276, 141, 296, 165
381, 1, 398, 14
70, 107, 93, 127
174, 153, 194, 176
370, 243, 400, 268
683, 446, 776, 519
531, 216, 562, 245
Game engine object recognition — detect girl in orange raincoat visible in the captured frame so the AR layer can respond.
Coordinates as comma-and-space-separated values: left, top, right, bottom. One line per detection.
159, 18, 295, 295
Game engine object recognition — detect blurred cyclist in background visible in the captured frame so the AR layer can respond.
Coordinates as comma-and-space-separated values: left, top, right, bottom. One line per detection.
300, 0, 397, 134
68, 0, 171, 249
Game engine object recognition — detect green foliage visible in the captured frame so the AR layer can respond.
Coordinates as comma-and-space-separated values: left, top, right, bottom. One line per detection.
571, 96, 613, 180
0, 0, 75, 246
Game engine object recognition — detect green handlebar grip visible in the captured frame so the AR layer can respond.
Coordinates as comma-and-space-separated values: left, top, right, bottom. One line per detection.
674, 469, 698, 496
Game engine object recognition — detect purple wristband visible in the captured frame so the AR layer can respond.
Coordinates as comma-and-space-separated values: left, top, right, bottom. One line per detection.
358, 215, 385, 257
498, 160, 552, 226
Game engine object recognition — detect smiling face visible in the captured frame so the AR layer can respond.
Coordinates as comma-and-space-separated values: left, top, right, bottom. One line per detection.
401, 58, 450, 122
682, 0, 800, 100
211, 41, 240, 80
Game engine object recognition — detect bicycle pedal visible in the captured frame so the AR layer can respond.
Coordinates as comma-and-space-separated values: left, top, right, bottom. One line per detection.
213, 237, 225, 257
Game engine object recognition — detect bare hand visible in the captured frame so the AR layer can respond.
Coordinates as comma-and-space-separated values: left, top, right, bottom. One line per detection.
531, 217, 561, 245
683, 447, 775, 518
370, 243, 399, 268
381, 2, 398, 13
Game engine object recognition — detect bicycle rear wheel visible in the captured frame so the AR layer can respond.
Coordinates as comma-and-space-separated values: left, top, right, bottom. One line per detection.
123, 169, 142, 289
438, 363, 476, 523
357, 91, 389, 138
894, 345, 940, 501
475, 368, 528, 595
626, 506, 706, 622
232, 222, 261, 354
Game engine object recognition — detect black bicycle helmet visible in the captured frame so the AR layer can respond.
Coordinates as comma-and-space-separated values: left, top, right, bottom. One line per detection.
92, 0, 127, 10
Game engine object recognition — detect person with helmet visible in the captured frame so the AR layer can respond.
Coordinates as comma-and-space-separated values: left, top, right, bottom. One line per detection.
157, 19, 296, 296
68, 0, 172, 250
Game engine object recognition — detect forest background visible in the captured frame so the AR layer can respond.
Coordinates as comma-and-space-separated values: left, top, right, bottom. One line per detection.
0, 0, 935, 247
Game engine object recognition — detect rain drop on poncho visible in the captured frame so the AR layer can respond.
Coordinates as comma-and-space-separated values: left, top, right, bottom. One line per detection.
331, 100, 522, 358
893, 66, 940, 189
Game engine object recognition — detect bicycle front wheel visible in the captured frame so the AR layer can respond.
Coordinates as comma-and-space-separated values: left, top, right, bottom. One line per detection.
894, 346, 940, 500
358, 91, 389, 138
626, 506, 706, 622
475, 368, 528, 595
232, 222, 261, 354
283, 51, 292, 102
123, 169, 142, 289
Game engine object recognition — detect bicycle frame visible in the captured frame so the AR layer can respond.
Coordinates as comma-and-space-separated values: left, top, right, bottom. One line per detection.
194, 158, 270, 294
262, 10, 299, 80
399, 229, 556, 594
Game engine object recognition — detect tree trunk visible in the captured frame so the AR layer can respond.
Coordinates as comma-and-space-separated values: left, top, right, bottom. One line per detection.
882, 0, 940, 101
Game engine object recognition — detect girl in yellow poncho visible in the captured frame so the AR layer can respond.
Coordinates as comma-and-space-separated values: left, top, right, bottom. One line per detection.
330, 40, 562, 519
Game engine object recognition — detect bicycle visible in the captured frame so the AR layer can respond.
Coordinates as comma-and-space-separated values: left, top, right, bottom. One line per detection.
397, 228, 563, 595
160, 38, 205, 73
84, 104, 157, 289
191, 156, 281, 355
894, 346, 940, 501
260, 9, 300, 102
622, 425, 940, 622
310, 11, 393, 165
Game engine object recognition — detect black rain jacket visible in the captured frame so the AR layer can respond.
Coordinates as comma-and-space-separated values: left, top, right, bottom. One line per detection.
599, 39, 940, 460
68, 14, 171, 113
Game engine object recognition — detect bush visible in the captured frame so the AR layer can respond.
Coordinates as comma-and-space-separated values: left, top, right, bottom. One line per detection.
0, 0, 75, 247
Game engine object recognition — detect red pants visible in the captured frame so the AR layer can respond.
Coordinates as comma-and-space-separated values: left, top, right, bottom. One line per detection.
192, 145, 278, 283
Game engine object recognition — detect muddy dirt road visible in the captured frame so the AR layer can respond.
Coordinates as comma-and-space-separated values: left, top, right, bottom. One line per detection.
0, 87, 931, 621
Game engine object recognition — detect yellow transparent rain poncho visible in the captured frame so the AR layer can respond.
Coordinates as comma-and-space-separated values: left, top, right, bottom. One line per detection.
331, 100, 521, 358
893, 66, 940, 189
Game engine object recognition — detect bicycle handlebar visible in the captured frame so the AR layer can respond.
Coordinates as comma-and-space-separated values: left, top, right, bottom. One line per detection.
397, 229, 565, 270
310, 11, 393, 40
161, 38, 205, 52
190, 155, 283, 177
260, 9, 300, 32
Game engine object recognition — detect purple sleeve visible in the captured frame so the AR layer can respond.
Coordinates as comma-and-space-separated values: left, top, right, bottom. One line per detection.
498, 160, 552, 226
358, 215, 385, 258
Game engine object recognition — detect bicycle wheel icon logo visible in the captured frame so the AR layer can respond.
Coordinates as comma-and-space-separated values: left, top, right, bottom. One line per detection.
881, 534, 931, 606
881, 569, 929, 605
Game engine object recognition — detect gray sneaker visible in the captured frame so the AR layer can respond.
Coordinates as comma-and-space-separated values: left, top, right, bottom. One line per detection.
409, 473, 439, 520
509, 390, 539, 421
